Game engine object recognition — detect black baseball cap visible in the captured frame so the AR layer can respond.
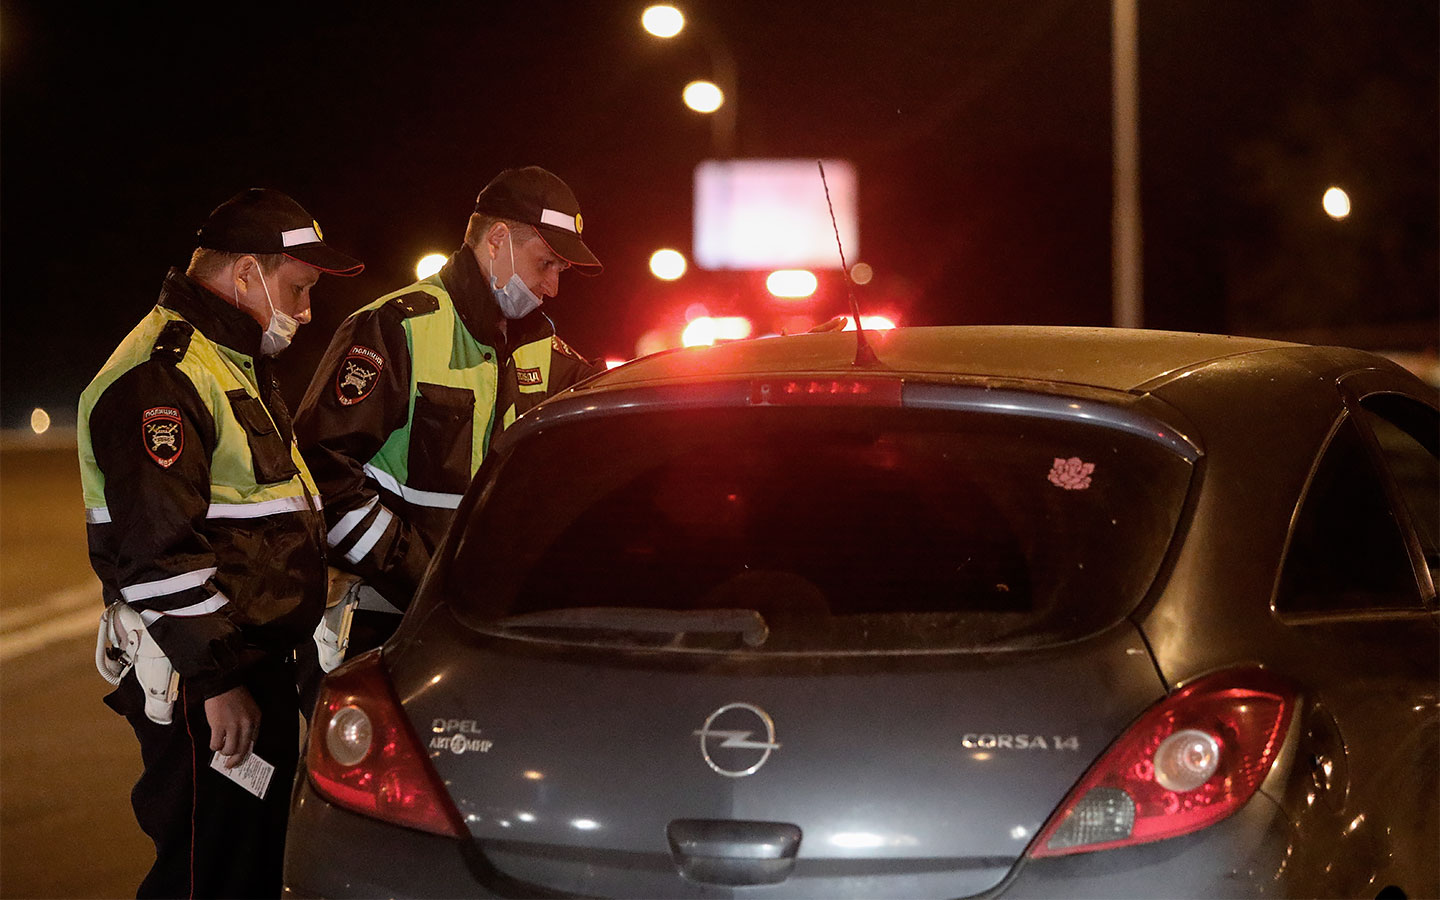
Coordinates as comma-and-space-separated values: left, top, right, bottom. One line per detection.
196, 188, 364, 276
473, 166, 601, 272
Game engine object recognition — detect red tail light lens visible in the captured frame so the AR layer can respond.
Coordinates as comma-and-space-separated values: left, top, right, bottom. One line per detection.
306, 651, 466, 838
1030, 668, 1294, 857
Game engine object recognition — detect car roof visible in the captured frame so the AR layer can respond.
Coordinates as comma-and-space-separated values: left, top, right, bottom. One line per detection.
580, 326, 1374, 396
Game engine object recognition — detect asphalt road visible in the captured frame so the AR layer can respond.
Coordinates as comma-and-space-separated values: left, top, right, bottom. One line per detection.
2, 436, 154, 899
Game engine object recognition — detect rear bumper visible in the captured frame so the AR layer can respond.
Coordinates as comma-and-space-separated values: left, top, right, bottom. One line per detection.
283, 775, 1299, 899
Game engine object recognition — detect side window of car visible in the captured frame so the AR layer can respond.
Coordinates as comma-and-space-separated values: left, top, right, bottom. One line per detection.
1358, 394, 1439, 592
1275, 415, 1422, 616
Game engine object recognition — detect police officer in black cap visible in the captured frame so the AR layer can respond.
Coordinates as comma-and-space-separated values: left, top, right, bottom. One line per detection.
294, 166, 603, 673
77, 188, 362, 898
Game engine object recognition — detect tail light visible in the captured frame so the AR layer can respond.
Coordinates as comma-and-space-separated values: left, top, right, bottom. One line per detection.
1030, 668, 1294, 857
306, 650, 466, 838
750, 377, 902, 406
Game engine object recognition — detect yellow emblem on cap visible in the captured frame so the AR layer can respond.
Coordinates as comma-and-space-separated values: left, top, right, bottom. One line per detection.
313, 219, 324, 240
575, 213, 583, 235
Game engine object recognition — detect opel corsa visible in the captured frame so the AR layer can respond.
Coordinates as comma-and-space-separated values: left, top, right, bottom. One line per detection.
284, 326, 1439, 899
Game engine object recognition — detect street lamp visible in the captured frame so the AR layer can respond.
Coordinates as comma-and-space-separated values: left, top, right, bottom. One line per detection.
1323, 186, 1351, 220
415, 253, 447, 279
642, 5, 684, 38
640, 5, 737, 157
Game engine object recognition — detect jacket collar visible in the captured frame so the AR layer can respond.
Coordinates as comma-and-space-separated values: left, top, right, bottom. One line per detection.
158, 268, 264, 357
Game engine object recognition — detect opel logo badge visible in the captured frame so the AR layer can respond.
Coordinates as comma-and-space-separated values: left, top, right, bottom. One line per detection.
694, 702, 780, 777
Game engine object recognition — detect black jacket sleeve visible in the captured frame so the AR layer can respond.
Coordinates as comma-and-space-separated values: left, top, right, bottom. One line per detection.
88, 362, 264, 699
293, 305, 431, 603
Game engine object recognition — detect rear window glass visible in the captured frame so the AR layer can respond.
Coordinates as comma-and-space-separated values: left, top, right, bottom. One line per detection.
442, 405, 1193, 651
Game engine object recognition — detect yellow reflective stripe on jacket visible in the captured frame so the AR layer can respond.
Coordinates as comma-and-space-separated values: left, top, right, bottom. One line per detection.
78, 307, 317, 514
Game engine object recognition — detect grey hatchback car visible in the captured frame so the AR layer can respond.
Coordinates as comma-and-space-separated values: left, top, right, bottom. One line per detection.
284, 326, 1439, 899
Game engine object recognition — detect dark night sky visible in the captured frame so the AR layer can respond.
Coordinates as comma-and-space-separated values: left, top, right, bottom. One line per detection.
2, 0, 1436, 428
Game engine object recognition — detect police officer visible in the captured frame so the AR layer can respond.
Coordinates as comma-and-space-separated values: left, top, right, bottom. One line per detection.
78, 188, 362, 899
293, 166, 602, 663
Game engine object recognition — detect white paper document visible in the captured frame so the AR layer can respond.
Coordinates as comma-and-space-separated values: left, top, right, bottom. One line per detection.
210, 750, 275, 800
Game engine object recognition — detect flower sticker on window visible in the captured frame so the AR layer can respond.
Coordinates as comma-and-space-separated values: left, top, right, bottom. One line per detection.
1048, 457, 1095, 491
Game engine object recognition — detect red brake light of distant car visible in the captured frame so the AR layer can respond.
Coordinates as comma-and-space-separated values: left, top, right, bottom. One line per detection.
306, 651, 466, 838
749, 378, 902, 406
1029, 668, 1293, 857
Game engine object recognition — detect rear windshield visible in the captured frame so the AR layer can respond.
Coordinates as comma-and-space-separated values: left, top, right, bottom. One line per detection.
441, 405, 1192, 652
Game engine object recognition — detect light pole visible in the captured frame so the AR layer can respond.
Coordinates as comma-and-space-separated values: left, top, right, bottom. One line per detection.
1112, 0, 1142, 328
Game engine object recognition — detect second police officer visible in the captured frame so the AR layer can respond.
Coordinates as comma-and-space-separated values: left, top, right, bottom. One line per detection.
293, 166, 604, 672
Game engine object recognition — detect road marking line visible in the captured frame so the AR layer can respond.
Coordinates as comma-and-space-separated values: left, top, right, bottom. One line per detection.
0, 581, 103, 662
0, 579, 100, 631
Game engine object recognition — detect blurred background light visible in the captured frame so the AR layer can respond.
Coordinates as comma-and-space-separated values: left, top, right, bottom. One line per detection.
841, 315, 897, 331
850, 262, 873, 285
683, 81, 724, 114
636, 327, 673, 358
766, 269, 818, 298
641, 5, 684, 38
29, 408, 50, 435
415, 253, 447, 279
1322, 186, 1351, 220
682, 316, 752, 347
693, 159, 858, 269
649, 248, 688, 280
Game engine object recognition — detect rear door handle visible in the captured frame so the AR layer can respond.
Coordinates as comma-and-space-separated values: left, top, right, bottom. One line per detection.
667, 819, 802, 885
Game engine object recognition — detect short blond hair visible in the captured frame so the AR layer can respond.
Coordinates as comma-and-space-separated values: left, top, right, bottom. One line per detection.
186, 248, 286, 280
463, 214, 538, 249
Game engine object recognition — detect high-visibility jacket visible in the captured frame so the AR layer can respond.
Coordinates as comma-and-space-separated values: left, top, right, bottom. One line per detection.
294, 247, 602, 607
78, 269, 328, 699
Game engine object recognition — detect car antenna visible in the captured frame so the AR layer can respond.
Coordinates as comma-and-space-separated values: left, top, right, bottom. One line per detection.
819, 159, 880, 367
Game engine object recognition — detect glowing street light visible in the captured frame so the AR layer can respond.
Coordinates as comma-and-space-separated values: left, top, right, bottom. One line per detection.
649, 248, 687, 280
766, 269, 818, 298
641, 5, 684, 38
683, 80, 724, 114
1323, 186, 1351, 220
30, 408, 51, 435
415, 253, 447, 279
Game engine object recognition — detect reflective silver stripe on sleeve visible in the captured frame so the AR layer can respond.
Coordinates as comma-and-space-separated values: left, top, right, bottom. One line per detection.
139, 591, 230, 625
362, 463, 463, 509
327, 497, 379, 546
86, 507, 112, 524
120, 567, 219, 602
206, 496, 314, 519
344, 507, 394, 565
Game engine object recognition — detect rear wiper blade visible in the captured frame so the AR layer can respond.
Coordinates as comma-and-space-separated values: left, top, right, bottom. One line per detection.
496, 607, 769, 647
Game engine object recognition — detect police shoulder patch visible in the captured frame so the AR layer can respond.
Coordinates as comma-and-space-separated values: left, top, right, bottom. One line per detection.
551, 335, 588, 362
336, 345, 384, 406
142, 407, 183, 468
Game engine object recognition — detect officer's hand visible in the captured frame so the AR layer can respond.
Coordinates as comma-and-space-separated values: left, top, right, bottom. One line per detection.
808, 315, 849, 333
204, 685, 261, 768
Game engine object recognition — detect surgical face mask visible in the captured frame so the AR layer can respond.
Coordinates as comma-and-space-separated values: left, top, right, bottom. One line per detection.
236, 257, 300, 356
490, 231, 543, 320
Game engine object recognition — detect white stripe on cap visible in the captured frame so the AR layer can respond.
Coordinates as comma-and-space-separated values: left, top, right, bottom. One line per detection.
539, 209, 578, 234
281, 226, 321, 247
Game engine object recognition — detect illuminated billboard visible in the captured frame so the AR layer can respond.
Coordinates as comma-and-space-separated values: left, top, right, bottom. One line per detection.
693, 159, 858, 270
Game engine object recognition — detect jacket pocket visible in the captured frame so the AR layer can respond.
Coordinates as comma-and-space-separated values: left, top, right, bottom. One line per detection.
226, 390, 300, 484
407, 383, 474, 494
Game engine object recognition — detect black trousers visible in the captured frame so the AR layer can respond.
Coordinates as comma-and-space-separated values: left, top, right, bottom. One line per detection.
105, 656, 299, 900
